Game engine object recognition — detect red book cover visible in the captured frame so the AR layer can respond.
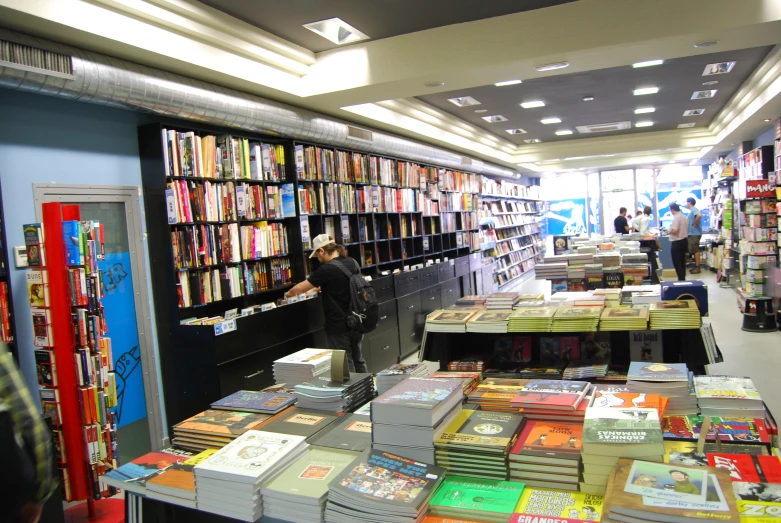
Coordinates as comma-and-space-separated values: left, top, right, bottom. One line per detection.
513, 336, 532, 363
707, 453, 781, 483
510, 420, 583, 460
559, 336, 580, 363
511, 390, 584, 409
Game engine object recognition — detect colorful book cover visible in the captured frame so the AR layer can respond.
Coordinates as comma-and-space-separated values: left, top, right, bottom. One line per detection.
592, 391, 661, 411
662, 416, 770, 444
429, 476, 525, 517
629, 330, 663, 362
377, 363, 427, 376
101, 450, 193, 494
694, 376, 761, 401
511, 488, 604, 523
255, 407, 339, 438
261, 447, 360, 500
173, 409, 271, 437
435, 410, 525, 452
511, 391, 585, 409
582, 408, 662, 446
623, 460, 708, 504
372, 377, 462, 409
559, 337, 580, 364
513, 336, 532, 363
280, 183, 296, 217
627, 362, 689, 381
512, 421, 583, 460
210, 390, 296, 413
664, 440, 769, 466
26, 270, 48, 307
707, 454, 781, 483
23, 223, 44, 266
732, 482, 781, 522
146, 449, 217, 498
62, 220, 82, 266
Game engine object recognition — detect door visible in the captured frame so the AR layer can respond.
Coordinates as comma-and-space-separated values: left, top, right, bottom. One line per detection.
35, 185, 164, 462
601, 169, 637, 234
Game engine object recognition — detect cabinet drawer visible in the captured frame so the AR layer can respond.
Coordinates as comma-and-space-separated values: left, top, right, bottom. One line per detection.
397, 291, 421, 341
461, 274, 474, 297
399, 323, 423, 358
377, 299, 397, 333
366, 329, 400, 372
394, 271, 420, 297
440, 278, 461, 308
469, 252, 483, 272
371, 275, 395, 303
418, 265, 439, 290
454, 256, 470, 277
438, 260, 455, 282
218, 347, 279, 396
420, 284, 442, 315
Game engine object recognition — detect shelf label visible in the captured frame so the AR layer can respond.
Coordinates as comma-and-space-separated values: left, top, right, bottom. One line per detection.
261, 143, 273, 178
214, 319, 236, 336
300, 216, 311, 250
295, 145, 305, 175
225, 308, 238, 319
423, 237, 429, 250
165, 189, 177, 224
341, 216, 350, 242
236, 185, 246, 217
746, 180, 774, 199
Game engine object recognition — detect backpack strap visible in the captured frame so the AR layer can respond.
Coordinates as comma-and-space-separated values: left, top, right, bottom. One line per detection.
330, 257, 358, 279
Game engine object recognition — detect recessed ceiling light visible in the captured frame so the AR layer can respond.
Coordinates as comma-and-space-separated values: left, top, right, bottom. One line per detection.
634, 107, 656, 114
495, 79, 522, 87
678, 123, 696, 128
424, 82, 444, 87
302, 17, 369, 45
635, 121, 654, 127
515, 173, 521, 178
474, 109, 487, 113
683, 109, 705, 116
524, 138, 542, 144
541, 117, 562, 124
634, 87, 659, 96
765, 119, 772, 122
703, 61, 736, 76
694, 40, 719, 48
520, 100, 546, 109
505, 128, 527, 135
702, 81, 719, 86
633, 59, 664, 68
447, 96, 481, 107
691, 89, 717, 100
555, 130, 573, 136
535, 62, 570, 71
482, 115, 508, 123
582, 96, 595, 102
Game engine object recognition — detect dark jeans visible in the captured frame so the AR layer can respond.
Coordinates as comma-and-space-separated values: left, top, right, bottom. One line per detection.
325, 330, 367, 373
671, 239, 688, 281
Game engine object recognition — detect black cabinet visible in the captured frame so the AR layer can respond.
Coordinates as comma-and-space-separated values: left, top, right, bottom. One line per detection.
397, 291, 422, 357
218, 347, 280, 394
461, 274, 474, 296
455, 257, 470, 277
420, 283, 442, 316
365, 328, 401, 372
440, 278, 461, 308
418, 265, 439, 290
371, 275, 395, 303
438, 260, 456, 282
394, 271, 420, 297
377, 299, 398, 333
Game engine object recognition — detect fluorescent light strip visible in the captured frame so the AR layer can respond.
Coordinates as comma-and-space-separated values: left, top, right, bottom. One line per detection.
633, 59, 664, 68
495, 79, 522, 87
535, 62, 569, 71
520, 101, 545, 109
634, 87, 659, 96
555, 130, 573, 136
634, 107, 656, 114
541, 117, 562, 124
635, 121, 654, 127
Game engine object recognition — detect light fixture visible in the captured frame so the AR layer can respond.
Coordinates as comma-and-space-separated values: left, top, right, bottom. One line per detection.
633, 59, 664, 68
534, 62, 570, 71
524, 138, 542, 144
424, 81, 444, 87
495, 79, 522, 87
703, 81, 719, 86
541, 117, 562, 124
634, 107, 656, 114
447, 96, 481, 107
765, 119, 772, 122
520, 100, 546, 109
302, 17, 369, 45
635, 121, 654, 127
703, 61, 736, 76
694, 40, 719, 48
691, 90, 717, 100
482, 115, 508, 123
634, 87, 659, 96
669, 160, 676, 164
555, 130, 573, 136
474, 109, 487, 113
683, 109, 705, 116
515, 173, 521, 178
583, 96, 595, 102
505, 128, 527, 135
678, 123, 696, 128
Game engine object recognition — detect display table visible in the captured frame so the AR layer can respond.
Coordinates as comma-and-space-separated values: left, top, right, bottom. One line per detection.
125, 493, 288, 523
638, 238, 660, 284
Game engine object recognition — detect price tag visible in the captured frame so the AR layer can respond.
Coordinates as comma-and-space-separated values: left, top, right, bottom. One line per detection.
300, 216, 311, 249
341, 216, 351, 242
423, 237, 429, 250
225, 308, 238, 320
260, 302, 277, 312
165, 188, 177, 224
236, 185, 246, 217
295, 144, 305, 175
214, 319, 236, 336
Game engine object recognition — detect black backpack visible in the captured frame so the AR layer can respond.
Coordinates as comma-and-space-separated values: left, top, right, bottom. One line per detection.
330, 258, 379, 334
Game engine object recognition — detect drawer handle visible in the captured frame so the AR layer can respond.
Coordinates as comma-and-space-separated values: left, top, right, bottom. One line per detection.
408, 305, 415, 309
244, 370, 264, 379
382, 345, 391, 351
429, 297, 436, 300
410, 333, 415, 337
380, 315, 388, 320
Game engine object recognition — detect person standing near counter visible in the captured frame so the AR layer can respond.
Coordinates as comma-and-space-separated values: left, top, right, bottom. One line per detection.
686, 197, 703, 274
614, 207, 630, 234
632, 206, 653, 235
668, 203, 689, 281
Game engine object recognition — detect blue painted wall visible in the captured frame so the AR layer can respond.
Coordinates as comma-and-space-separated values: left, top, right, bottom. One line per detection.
0, 90, 165, 432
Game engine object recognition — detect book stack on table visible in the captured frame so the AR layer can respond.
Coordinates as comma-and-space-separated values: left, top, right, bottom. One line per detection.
193, 431, 308, 522
599, 307, 650, 331
253, 406, 340, 438
593, 288, 621, 306
294, 373, 375, 413
428, 476, 526, 523
626, 362, 698, 416
434, 410, 526, 480
693, 375, 766, 419
145, 449, 216, 508
507, 306, 557, 332
324, 449, 446, 523
370, 377, 463, 464
171, 409, 271, 451
510, 380, 592, 422
428, 371, 481, 395
551, 307, 601, 332
508, 420, 584, 491
273, 348, 333, 386
426, 309, 479, 333
487, 292, 521, 310
210, 390, 296, 415
649, 300, 701, 329
101, 448, 194, 497
467, 378, 529, 412
455, 294, 487, 307
512, 487, 605, 523
375, 363, 429, 395
466, 309, 512, 333
307, 412, 374, 453
534, 262, 567, 280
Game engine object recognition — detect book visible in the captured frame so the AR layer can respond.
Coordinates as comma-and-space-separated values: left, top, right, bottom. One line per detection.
26, 270, 49, 307
629, 330, 663, 362
371, 377, 464, 427
31, 308, 54, 348
662, 416, 770, 444
732, 482, 781, 522
307, 413, 373, 452
582, 407, 663, 456
510, 488, 604, 523
145, 449, 217, 504
62, 220, 83, 266
511, 380, 590, 411
435, 410, 526, 454
34, 349, 56, 387
173, 409, 271, 438
210, 390, 296, 414
23, 223, 45, 266
428, 476, 525, 523
693, 376, 763, 408
255, 406, 339, 438
707, 453, 781, 483
510, 421, 583, 463
101, 449, 193, 495
627, 362, 689, 382
664, 441, 769, 466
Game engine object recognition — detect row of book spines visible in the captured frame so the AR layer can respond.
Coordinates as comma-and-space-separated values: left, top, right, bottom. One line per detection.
167, 179, 237, 223
171, 224, 241, 269
177, 266, 243, 308
240, 223, 289, 259
72, 308, 107, 350
296, 144, 421, 187
236, 183, 288, 220
75, 346, 112, 389
163, 130, 285, 181
67, 269, 102, 312
245, 258, 292, 293
62, 220, 105, 270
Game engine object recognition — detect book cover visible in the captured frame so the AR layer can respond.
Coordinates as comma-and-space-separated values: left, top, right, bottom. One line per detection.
513, 337, 532, 363
307, 413, 372, 452
173, 409, 271, 437
512, 421, 583, 460
662, 416, 770, 444
146, 449, 217, 499
627, 362, 689, 381
101, 450, 193, 494
559, 337, 580, 364
511, 488, 604, 523
62, 220, 82, 266
623, 460, 708, 504
23, 223, 44, 266
707, 454, 781, 483
26, 270, 49, 307
629, 331, 663, 362
435, 410, 526, 452
377, 363, 427, 377
511, 390, 585, 409
539, 337, 561, 366
429, 476, 525, 517
274, 348, 332, 369
664, 441, 769, 466
280, 183, 296, 217
732, 482, 781, 522
261, 447, 360, 500
582, 408, 662, 446
694, 376, 761, 401
210, 390, 296, 414
256, 407, 339, 438
592, 391, 661, 411
372, 377, 462, 410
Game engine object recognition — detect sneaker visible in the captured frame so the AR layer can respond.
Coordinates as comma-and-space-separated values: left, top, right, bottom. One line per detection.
690, 267, 701, 274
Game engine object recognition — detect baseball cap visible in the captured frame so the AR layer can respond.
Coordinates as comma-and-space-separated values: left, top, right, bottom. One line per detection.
309, 234, 333, 258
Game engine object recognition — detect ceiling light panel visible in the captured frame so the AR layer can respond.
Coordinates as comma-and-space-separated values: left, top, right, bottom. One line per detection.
635, 121, 654, 127
535, 62, 569, 71
482, 115, 508, 123
520, 101, 546, 109
474, 109, 487, 113
447, 96, 481, 107
303, 17, 369, 45
541, 117, 562, 124
495, 79, 522, 87
678, 123, 696, 128
703, 61, 735, 76
633, 59, 664, 68
524, 139, 542, 144
634, 87, 659, 96
634, 107, 655, 114
555, 130, 573, 136
505, 128, 527, 134
702, 81, 719, 86
691, 90, 717, 100
683, 109, 705, 116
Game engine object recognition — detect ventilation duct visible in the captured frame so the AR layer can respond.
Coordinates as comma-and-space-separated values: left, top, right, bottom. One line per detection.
0, 29, 517, 178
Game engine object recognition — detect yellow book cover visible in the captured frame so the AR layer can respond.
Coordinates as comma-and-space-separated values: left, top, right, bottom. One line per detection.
511, 487, 604, 522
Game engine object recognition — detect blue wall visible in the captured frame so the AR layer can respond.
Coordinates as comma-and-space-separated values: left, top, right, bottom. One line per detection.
0, 91, 164, 431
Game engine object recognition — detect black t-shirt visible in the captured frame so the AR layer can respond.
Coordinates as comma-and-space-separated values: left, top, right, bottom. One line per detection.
307, 257, 358, 334
614, 215, 628, 234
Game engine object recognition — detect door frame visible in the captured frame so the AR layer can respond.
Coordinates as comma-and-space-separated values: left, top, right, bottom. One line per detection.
33, 183, 165, 449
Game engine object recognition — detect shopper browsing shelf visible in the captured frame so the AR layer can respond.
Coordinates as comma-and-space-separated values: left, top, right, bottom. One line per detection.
285, 234, 368, 372
632, 206, 653, 235
686, 197, 702, 274
668, 203, 689, 281
614, 207, 630, 234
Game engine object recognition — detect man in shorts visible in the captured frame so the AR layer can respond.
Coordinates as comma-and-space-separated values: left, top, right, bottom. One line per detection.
685, 197, 702, 274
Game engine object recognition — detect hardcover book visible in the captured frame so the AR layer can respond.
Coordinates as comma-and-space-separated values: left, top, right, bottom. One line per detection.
371, 377, 463, 427
662, 416, 770, 444
435, 410, 526, 453
146, 449, 217, 501
510, 488, 604, 523
173, 409, 271, 437
512, 421, 583, 461
210, 390, 296, 414
429, 476, 525, 521
255, 407, 339, 438
101, 450, 194, 495
707, 453, 781, 483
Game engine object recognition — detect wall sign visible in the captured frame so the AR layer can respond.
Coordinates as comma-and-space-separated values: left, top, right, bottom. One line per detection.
746, 179, 775, 199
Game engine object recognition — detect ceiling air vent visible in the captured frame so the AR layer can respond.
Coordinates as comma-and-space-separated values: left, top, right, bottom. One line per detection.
346, 125, 373, 142
576, 121, 631, 134
0, 39, 74, 79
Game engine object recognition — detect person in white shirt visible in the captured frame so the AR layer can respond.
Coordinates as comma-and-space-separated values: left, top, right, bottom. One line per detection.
668, 203, 689, 281
632, 206, 652, 235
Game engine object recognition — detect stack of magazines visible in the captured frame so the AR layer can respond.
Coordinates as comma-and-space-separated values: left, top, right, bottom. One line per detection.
273, 348, 332, 386
293, 373, 374, 412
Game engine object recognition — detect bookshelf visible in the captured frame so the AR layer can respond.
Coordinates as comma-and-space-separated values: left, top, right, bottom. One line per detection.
0, 179, 15, 358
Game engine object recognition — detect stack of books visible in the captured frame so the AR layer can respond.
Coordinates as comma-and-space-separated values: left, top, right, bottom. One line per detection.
693, 375, 765, 419
487, 292, 521, 309
649, 301, 701, 329
468, 378, 529, 412
591, 385, 666, 418
626, 362, 698, 416
194, 431, 308, 521
661, 415, 771, 445
426, 309, 479, 333
272, 348, 332, 386
584, 263, 605, 285
371, 377, 464, 463
307, 412, 373, 453
294, 373, 374, 412
172, 409, 271, 451
632, 289, 662, 304
375, 363, 429, 395
428, 476, 526, 523
434, 410, 526, 481
508, 420, 583, 490
448, 359, 484, 372
210, 390, 296, 415
599, 307, 650, 331
456, 295, 487, 306
562, 362, 609, 380
602, 458, 740, 523
594, 288, 621, 306
145, 449, 216, 508
260, 447, 360, 523
517, 385, 594, 424
535, 262, 567, 280
551, 307, 601, 332
622, 284, 659, 303
510, 380, 592, 419
252, 407, 340, 438
580, 407, 664, 495
593, 252, 621, 267
517, 292, 545, 302
325, 449, 446, 523
428, 371, 481, 395
466, 310, 512, 333
101, 448, 195, 497
512, 488, 605, 522
507, 307, 557, 332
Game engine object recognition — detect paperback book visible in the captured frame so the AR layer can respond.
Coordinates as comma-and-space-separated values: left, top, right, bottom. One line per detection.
210, 390, 296, 414
428, 476, 525, 523
510, 488, 604, 523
